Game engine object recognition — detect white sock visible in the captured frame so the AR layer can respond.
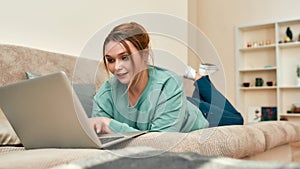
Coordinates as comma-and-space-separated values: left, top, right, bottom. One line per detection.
199, 63, 219, 76
184, 66, 196, 80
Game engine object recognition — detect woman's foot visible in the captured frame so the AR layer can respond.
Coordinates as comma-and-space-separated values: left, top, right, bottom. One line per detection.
199, 63, 219, 76
184, 66, 203, 81
184, 63, 219, 81
184, 66, 196, 80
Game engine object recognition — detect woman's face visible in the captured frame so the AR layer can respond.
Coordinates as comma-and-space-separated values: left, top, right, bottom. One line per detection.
104, 40, 147, 84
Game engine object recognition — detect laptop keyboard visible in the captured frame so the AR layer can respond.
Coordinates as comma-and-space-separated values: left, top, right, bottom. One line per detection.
99, 136, 124, 144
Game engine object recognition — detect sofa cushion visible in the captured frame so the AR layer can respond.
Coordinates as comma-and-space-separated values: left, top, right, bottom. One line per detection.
0, 146, 25, 155
110, 125, 266, 159
0, 109, 21, 146
111, 122, 300, 159
0, 44, 107, 88
72, 83, 96, 117
0, 148, 101, 169
250, 121, 300, 150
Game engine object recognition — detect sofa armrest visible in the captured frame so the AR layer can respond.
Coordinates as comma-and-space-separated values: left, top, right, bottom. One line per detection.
111, 125, 266, 159
111, 121, 300, 159
248, 121, 300, 150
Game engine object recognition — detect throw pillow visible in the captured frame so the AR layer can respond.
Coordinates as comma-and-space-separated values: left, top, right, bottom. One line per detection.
0, 111, 21, 145
25, 71, 41, 79
73, 83, 96, 118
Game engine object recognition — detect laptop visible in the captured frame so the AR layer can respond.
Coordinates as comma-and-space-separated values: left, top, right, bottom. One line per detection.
0, 71, 147, 149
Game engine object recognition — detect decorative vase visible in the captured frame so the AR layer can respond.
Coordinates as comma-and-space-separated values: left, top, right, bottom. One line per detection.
297, 77, 300, 86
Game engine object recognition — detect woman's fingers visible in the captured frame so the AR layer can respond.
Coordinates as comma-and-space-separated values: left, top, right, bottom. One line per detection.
95, 122, 102, 134
90, 117, 112, 134
102, 124, 113, 134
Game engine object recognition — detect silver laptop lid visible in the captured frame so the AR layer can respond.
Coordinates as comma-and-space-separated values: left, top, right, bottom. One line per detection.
0, 71, 102, 149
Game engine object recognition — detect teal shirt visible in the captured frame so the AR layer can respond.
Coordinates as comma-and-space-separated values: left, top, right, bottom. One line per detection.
92, 66, 209, 132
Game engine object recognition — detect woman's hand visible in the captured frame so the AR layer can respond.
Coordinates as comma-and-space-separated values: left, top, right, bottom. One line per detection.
89, 117, 113, 134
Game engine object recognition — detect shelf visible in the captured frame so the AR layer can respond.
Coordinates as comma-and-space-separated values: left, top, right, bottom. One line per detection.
280, 114, 300, 117
279, 86, 300, 89
278, 42, 300, 49
239, 44, 276, 51
240, 86, 277, 90
239, 67, 276, 72
236, 18, 300, 123
280, 113, 300, 122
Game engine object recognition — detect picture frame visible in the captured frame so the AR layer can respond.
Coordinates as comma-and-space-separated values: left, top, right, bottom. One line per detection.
247, 106, 261, 123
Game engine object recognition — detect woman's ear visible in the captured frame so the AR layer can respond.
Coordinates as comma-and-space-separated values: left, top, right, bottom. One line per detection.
142, 48, 149, 62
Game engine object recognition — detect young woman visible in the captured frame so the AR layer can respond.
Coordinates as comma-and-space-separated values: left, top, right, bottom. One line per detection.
89, 22, 243, 134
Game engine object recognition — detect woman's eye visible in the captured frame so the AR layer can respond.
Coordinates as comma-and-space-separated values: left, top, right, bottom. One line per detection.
106, 58, 115, 63
122, 55, 129, 61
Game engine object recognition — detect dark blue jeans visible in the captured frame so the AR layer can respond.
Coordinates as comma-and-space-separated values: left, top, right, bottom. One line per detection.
187, 76, 244, 127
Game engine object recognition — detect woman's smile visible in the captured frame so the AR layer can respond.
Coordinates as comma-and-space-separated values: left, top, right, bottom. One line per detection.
115, 71, 128, 79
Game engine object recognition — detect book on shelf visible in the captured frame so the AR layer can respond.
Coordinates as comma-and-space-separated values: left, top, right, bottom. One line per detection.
261, 107, 277, 121
247, 106, 277, 122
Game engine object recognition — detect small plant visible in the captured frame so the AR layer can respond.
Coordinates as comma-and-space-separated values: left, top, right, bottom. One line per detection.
297, 65, 300, 78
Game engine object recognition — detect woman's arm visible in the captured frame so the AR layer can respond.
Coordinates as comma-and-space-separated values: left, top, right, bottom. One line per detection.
91, 75, 189, 133
92, 96, 141, 133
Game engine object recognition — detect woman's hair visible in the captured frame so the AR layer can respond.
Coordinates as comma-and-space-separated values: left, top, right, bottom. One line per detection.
102, 22, 153, 87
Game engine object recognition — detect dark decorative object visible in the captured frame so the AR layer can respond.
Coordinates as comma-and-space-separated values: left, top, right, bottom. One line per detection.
255, 78, 264, 87
266, 81, 273, 86
242, 82, 250, 87
298, 33, 300, 41
288, 103, 300, 113
286, 27, 293, 42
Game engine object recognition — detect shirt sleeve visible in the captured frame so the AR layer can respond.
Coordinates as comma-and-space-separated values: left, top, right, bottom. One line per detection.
91, 83, 141, 133
91, 99, 112, 118
108, 119, 140, 132
92, 99, 140, 132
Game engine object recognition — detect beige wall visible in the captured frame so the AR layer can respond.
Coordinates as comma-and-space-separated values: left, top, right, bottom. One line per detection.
4, 0, 300, 107
189, 0, 300, 106
0, 0, 188, 63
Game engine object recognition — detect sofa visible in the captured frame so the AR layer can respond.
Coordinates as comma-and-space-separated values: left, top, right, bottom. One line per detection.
1, 44, 300, 168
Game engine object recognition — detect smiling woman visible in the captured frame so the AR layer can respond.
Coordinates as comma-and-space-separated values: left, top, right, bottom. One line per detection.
89, 22, 243, 134
104, 40, 149, 106
102, 23, 151, 87
89, 22, 209, 134
104, 41, 147, 85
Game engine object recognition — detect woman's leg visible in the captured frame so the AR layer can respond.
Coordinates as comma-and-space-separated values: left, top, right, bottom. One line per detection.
188, 97, 243, 127
189, 75, 244, 126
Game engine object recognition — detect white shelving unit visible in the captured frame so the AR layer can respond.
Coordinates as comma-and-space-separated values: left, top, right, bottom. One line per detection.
235, 18, 300, 123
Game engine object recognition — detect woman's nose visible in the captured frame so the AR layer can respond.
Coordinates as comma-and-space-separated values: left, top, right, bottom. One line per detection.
115, 59, 122, 70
